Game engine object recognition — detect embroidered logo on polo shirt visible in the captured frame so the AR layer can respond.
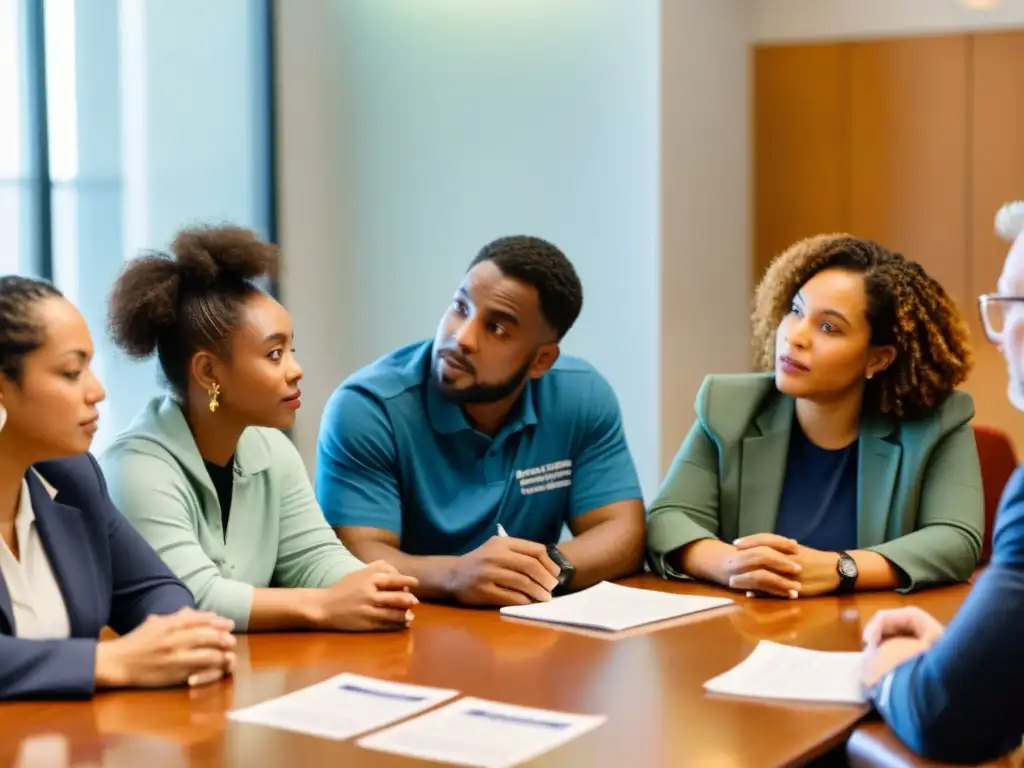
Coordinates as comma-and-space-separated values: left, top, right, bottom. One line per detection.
516, 460, 572, 495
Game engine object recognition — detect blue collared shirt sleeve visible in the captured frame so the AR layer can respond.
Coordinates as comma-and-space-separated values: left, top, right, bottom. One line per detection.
568, 370, 643, 518
872, 466, 1024, 764
316, 386, 403, 534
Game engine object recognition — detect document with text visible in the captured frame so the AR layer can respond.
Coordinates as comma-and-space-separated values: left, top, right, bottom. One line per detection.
703, 640, 867, 705
228, 673, 459, 740
499, 580, 733, 631
358, 696, 607, 768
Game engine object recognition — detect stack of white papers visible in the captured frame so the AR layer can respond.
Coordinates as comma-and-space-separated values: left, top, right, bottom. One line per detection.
703, 640, 866, 704
358, 696, 606, 768
499, 580, 733, 631
228, 673, 458, 740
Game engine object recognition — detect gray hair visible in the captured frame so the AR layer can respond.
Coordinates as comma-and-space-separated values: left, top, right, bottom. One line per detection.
996, 201, 1024, 242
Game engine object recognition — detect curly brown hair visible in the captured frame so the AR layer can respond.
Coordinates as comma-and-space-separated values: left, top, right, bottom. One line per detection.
752, 234, 973, 419
108, 224, 279, 400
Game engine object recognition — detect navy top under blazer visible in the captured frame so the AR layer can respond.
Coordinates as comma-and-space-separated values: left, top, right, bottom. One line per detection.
0, 453, 195, 700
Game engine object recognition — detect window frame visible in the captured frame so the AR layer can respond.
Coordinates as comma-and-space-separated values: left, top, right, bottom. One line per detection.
22, 0, 280, 288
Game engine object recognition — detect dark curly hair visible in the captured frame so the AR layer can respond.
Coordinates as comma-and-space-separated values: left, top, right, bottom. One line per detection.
469, 236, 583, 340
752, 234, 973, 419
0, 276, 63, 383
107, 224, 280, 400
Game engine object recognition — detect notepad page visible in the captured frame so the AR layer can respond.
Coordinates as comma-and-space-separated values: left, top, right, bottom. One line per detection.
358, 696, 606, 768
704, 640, 866, 704
228, 673, 459, 740
499, 581, 733, 631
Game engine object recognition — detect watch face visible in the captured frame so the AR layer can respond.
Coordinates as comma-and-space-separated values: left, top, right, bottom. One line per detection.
839, 557, 858, 578
557, 564, 574, 586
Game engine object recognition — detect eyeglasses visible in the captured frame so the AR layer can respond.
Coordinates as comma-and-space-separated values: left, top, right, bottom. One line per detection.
978, 294, 1024, 344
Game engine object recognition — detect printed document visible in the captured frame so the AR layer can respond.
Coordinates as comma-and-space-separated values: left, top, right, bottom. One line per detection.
228, 673, 458, 740
703, 640, 867, 704
358, 696, 606, 768
499, 580, 733, 631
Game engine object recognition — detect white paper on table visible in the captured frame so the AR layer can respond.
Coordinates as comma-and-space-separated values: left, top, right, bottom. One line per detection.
703, 640, 867, 704
357, 696, 607, 768
228, 673, 459, 740
498, 580, 733, 631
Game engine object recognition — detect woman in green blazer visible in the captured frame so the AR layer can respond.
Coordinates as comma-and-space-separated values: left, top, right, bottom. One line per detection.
648, 235, 983, 597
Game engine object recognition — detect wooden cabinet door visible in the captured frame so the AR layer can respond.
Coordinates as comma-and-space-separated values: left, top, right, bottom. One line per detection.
753, 43, 847, 287
969, 31, 1024, 454
847, 35, 970, 309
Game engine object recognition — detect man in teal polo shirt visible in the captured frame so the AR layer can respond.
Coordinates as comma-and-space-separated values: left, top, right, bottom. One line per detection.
315, 235, 646, 607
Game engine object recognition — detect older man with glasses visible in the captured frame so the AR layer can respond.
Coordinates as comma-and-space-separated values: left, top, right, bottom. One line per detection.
858, 200, 1024, 764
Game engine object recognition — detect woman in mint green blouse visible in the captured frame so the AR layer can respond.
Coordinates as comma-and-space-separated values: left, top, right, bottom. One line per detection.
100, 225, 418, 633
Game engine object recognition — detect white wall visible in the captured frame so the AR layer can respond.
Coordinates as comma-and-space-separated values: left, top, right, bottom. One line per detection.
660, 0, 752, 473
274, 0, 354, 469
276, 0, 752, 501
754, 0, 1024, 43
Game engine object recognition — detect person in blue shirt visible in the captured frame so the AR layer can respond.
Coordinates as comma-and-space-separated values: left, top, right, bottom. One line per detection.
316, 235, 646, 607
860, 200, 1024, 763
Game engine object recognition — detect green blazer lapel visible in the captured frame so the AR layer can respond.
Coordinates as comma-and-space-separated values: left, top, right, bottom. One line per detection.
857, 417, 900, 547
739, 393, 794, 536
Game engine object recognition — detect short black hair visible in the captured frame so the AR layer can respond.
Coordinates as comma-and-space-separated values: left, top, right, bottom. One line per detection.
469, 236, 583, 340
0, 276, 63, 383
107, 224, 279, 400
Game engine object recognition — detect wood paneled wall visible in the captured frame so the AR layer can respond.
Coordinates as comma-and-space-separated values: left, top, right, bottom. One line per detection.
753, 44, 846, 287
753, 31, 1024, 454
971, 32, 1024, 445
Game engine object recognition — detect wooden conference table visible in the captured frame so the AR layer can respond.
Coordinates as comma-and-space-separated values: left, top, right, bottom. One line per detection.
0, 575, 978, 768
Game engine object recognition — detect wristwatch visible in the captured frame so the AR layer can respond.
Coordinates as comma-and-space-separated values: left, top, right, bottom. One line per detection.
836, 551, 858, 594
546, 545, 575, 594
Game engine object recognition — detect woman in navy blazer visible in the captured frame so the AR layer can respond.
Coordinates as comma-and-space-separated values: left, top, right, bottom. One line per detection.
0, 276, 235, 699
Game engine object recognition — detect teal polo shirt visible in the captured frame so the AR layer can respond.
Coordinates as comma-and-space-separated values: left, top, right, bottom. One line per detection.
315, 340, 643, 556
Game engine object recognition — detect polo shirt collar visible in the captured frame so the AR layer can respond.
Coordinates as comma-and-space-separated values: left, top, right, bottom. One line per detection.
516, 381, 539, 430
425, 376, 539, 437
426, 379, 472, 434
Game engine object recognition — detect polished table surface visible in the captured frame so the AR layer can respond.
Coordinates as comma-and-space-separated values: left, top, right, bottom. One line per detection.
0, 575, 975, 768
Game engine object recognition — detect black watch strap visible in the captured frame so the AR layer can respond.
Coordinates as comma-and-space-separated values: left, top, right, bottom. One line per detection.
836, 550, 858, 594
546, 544, 575, 594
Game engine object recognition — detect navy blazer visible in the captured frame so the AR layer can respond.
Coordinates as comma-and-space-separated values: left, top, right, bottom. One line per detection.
0, 453, 194, 700
871, 464, 1024, 762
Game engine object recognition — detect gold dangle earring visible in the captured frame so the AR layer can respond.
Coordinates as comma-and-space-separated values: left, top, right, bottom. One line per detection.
208, 382, 221, 413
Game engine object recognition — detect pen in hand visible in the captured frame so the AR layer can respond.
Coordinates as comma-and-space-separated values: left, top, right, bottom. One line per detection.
495, 522, 559, 602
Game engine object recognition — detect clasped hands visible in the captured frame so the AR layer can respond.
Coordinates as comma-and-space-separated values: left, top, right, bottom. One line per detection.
721, 533, 842, 598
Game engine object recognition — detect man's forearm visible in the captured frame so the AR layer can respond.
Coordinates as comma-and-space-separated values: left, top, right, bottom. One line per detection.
347, 540, 461, 599
558, 522, 645, 589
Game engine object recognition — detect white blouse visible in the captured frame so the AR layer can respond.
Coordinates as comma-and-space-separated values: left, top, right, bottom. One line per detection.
0, 479, 71, 638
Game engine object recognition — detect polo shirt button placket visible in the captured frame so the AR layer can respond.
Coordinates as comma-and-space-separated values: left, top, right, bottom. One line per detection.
485, 444, 504, 485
